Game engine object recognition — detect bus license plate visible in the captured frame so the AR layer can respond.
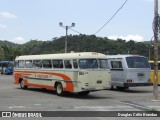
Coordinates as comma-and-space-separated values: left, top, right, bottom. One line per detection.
97, 80, 102, 84
139, 79, 144, 81
137, 73, 145, 78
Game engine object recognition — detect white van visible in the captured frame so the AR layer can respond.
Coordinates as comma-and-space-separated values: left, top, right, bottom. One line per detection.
107, 55, 151, 90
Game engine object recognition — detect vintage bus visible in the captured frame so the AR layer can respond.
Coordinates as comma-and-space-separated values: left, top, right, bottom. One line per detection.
149, 61, 160, 85
107, 55, 151, 90
14, 52, 111, 96
0, 61, 13, 75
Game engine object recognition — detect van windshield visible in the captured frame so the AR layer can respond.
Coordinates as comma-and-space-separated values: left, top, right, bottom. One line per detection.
126, 57, 150, 68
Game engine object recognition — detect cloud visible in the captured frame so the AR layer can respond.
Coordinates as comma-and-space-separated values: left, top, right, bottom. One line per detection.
12, 36, 26, 44
0, 24, 7, 29
108, 34, 144, 42
0, 11, 17, 18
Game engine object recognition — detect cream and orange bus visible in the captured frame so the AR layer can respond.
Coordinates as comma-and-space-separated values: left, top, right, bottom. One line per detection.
14, 52, 111, 96
149, 61, 160, 85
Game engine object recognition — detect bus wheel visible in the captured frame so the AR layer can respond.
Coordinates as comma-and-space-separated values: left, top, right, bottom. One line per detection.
55, 83, 64, 96
78, 91, 90, 96
20, 79, 28, 89
116, 86, 128, 90
4, 70, 7, 75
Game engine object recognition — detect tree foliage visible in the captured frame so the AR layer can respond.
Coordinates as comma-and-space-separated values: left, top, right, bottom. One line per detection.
0, 35, 157, 60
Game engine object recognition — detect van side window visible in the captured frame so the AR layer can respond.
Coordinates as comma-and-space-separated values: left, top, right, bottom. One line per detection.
42, 60, 52, 69
18, 60, 25, 68
64, 60, 72, 69
52, 60, 63, 68
33, 60, 42, 68
111, 61, 122, 69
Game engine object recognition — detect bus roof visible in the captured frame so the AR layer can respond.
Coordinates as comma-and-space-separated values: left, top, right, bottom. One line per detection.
106, 54, 146, 59
149, 61, 160, 63
15, 52, 107, 60
0, 61, 12, 64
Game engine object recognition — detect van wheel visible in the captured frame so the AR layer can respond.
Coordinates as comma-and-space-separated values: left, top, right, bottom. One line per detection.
20, 79, 28, 89
55, 83, 64, 96
78, 91, 90, 96
110, 85, 114, 90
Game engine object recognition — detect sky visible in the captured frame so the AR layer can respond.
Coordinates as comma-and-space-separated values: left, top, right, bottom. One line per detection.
0, 0, 156, 44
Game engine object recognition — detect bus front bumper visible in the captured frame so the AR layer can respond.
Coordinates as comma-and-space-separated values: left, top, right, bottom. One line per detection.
81, 87, 96, 91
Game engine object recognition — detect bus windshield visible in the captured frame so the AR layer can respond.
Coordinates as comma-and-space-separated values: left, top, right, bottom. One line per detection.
126, 57, 150, 68
9, 62, 14, 69
99, 59, 109, 69
0, 61, 13, 74
79, 59, 108, 69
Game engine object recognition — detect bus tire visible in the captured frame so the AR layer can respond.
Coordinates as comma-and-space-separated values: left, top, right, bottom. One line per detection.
116, 86, 128, 90
20, 79, 28, 89
78, 91, 90, 96
55, 82, 64, 96
4, 70, 7, 75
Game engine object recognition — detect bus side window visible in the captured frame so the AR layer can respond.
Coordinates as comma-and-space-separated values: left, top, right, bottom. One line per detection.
52, 60, 63, 68
150, 63, 160, 70
64, 60, 72, 69
150, 63, 154, 70
42, 60, 52, 69
25, 60, 33, 68
14, 61, 18, 68
18, 60, 25, 68
99, 59, 109, 69
158, 63, 160, 70
33, 60, 42, 68
73, 59, 78, 69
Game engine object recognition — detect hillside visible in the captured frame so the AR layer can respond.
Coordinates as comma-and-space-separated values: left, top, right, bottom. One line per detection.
0, 35, 156, 60
0, 40, 18, 46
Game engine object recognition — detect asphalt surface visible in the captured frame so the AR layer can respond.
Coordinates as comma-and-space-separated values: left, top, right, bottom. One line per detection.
0, 74, 160, 120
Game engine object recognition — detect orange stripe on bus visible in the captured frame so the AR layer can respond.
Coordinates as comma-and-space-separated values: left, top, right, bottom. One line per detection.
14, 70, 74, 92
26, 83, 54, 90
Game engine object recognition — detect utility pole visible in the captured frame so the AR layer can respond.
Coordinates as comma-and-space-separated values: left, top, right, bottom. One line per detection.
153, 0, 159, 101
65, 26, 68, 54
59, 22, 75, 53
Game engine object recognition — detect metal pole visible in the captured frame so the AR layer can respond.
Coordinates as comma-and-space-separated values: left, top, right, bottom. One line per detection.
65, 26, 68, 53
149, 46, 150, 60
59, 22, 75, 53
153, 0, 158, 101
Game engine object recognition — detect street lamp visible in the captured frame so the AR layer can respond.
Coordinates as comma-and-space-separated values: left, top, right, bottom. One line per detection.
146, 44, 153, 60
59, 22, 75, 53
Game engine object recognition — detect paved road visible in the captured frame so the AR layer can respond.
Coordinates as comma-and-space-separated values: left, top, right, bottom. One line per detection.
0, 75, 160, 119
